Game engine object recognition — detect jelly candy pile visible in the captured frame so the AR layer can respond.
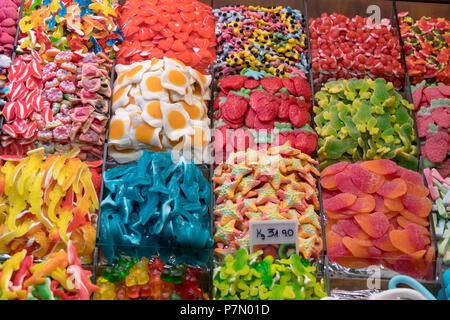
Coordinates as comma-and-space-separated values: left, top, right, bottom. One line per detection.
0, 152, 100, 263
0, 0, 21, 57
94, 255, 206, 300
0, 240, 99, 300
213, 71, 317, 162
213, 249, 327, 300
99, 150, 212, 265
314, 78, 418, 171
108, 57, 211, 164
116, 0, 215, 70
412, 81, 450, 175
18, 0, 122, 56
398, 12, 450, 85
309, 13, 404, 89
213, 143, 322, 261
1, 50, 112, 161
322, 160, 434, 279
214, 6, 309, 78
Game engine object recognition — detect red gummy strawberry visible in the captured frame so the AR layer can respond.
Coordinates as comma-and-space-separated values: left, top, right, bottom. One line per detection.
255, 95, 279, 122
291, 77, 312, 100
437, 159, 450, 178
244, 78, 260, 89
431, 107, 450, 128
245, 108, 257, 129
214, 91, 226, 111
260, 77, 282, 93
281, 78, 297, 95
219, 75, 245, 92
253, 115, 275, 130
289, 104, 309, 127
294, 130, 318, 155
424, 131, 449, 163
417, 115, 435, 138
220, 92, 248, 122
278, 96, 291, 120
249, 90, 267, 111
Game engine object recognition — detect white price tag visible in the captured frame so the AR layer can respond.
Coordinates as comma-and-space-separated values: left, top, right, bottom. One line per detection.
249, 219, 299, 255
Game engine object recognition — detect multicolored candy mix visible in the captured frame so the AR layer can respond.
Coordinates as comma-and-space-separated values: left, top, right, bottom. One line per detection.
0, 241, 99, 300
309, 13, 404, 89
213, 143, 322, 260
214, 6, 308, 79
213, 72, 317, 162
0, 153, 100, 263
0, 0, 21, 57
398, 12, 450, 85
109, 57, 211, 164
323, 160, 434, 279
424, 168, 449, 264
213, 249, 327, 300
99, 150, 212, 265
116, 0, 215, 70
94, 255, 207, 300
413, 81, 450, 175
314, 78, 418, 171
18, 0, 122, 55
1, 50, 112, 161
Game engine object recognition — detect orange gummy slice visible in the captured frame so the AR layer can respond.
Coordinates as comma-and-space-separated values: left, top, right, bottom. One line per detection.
401, 194, 432, 218
321, 162, 348, 177
320, 174, 337, 190
323, 193, 357, 211
342, 236, 382, 258
326, 210, 351, 220
354, 212, 390, 238
349, 163, 385, 194
399, 210, 430, 227
360, 159, 398, 175
347, 194, 375, 213
384, 197, 404, 212
376, 178, 407, 199
373, 227, 398, 252
396, 216, 430, 236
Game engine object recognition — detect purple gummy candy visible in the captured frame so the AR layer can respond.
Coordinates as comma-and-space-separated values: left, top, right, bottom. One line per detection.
0, 18, 15, 27
1, 26, 17, 36
2, 7, 19, 20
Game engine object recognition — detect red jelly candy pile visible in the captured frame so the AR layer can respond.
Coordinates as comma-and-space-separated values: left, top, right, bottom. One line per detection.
413, 82, 450, 176
0, 0, 21, 56
1, 51, 43, 157
116, 0, 216, 71
213, 75, 317, 161
398, 12, 450, 85
323, 160, 434, 279
309, 13, 405, 89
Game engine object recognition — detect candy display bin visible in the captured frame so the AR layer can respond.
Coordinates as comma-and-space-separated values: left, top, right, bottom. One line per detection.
307, 0, 406, 92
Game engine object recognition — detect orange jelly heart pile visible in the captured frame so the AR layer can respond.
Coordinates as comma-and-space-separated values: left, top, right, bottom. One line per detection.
116, 0, 216, 71
322, 160, 435, 279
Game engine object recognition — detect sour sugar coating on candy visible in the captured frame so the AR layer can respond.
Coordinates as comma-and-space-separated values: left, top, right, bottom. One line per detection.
99, 150, 212, 265
94, 256, 208, 300
398, 12, 450, 85
213, 249, 327, 300
322, 161, 434, 279
0, 153, 100, 263
214, 72, 317, 163
108, 57, 212, 164
116, 0, 215, 70
309, 13, 404, 90
314, 78, 418, 171
214, 6, 309, 78
0, 241, 99, 300
412, 81, 450, 176
0, 0, 20, 58
18, 0, 122, 56
213, 143, 322, 261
